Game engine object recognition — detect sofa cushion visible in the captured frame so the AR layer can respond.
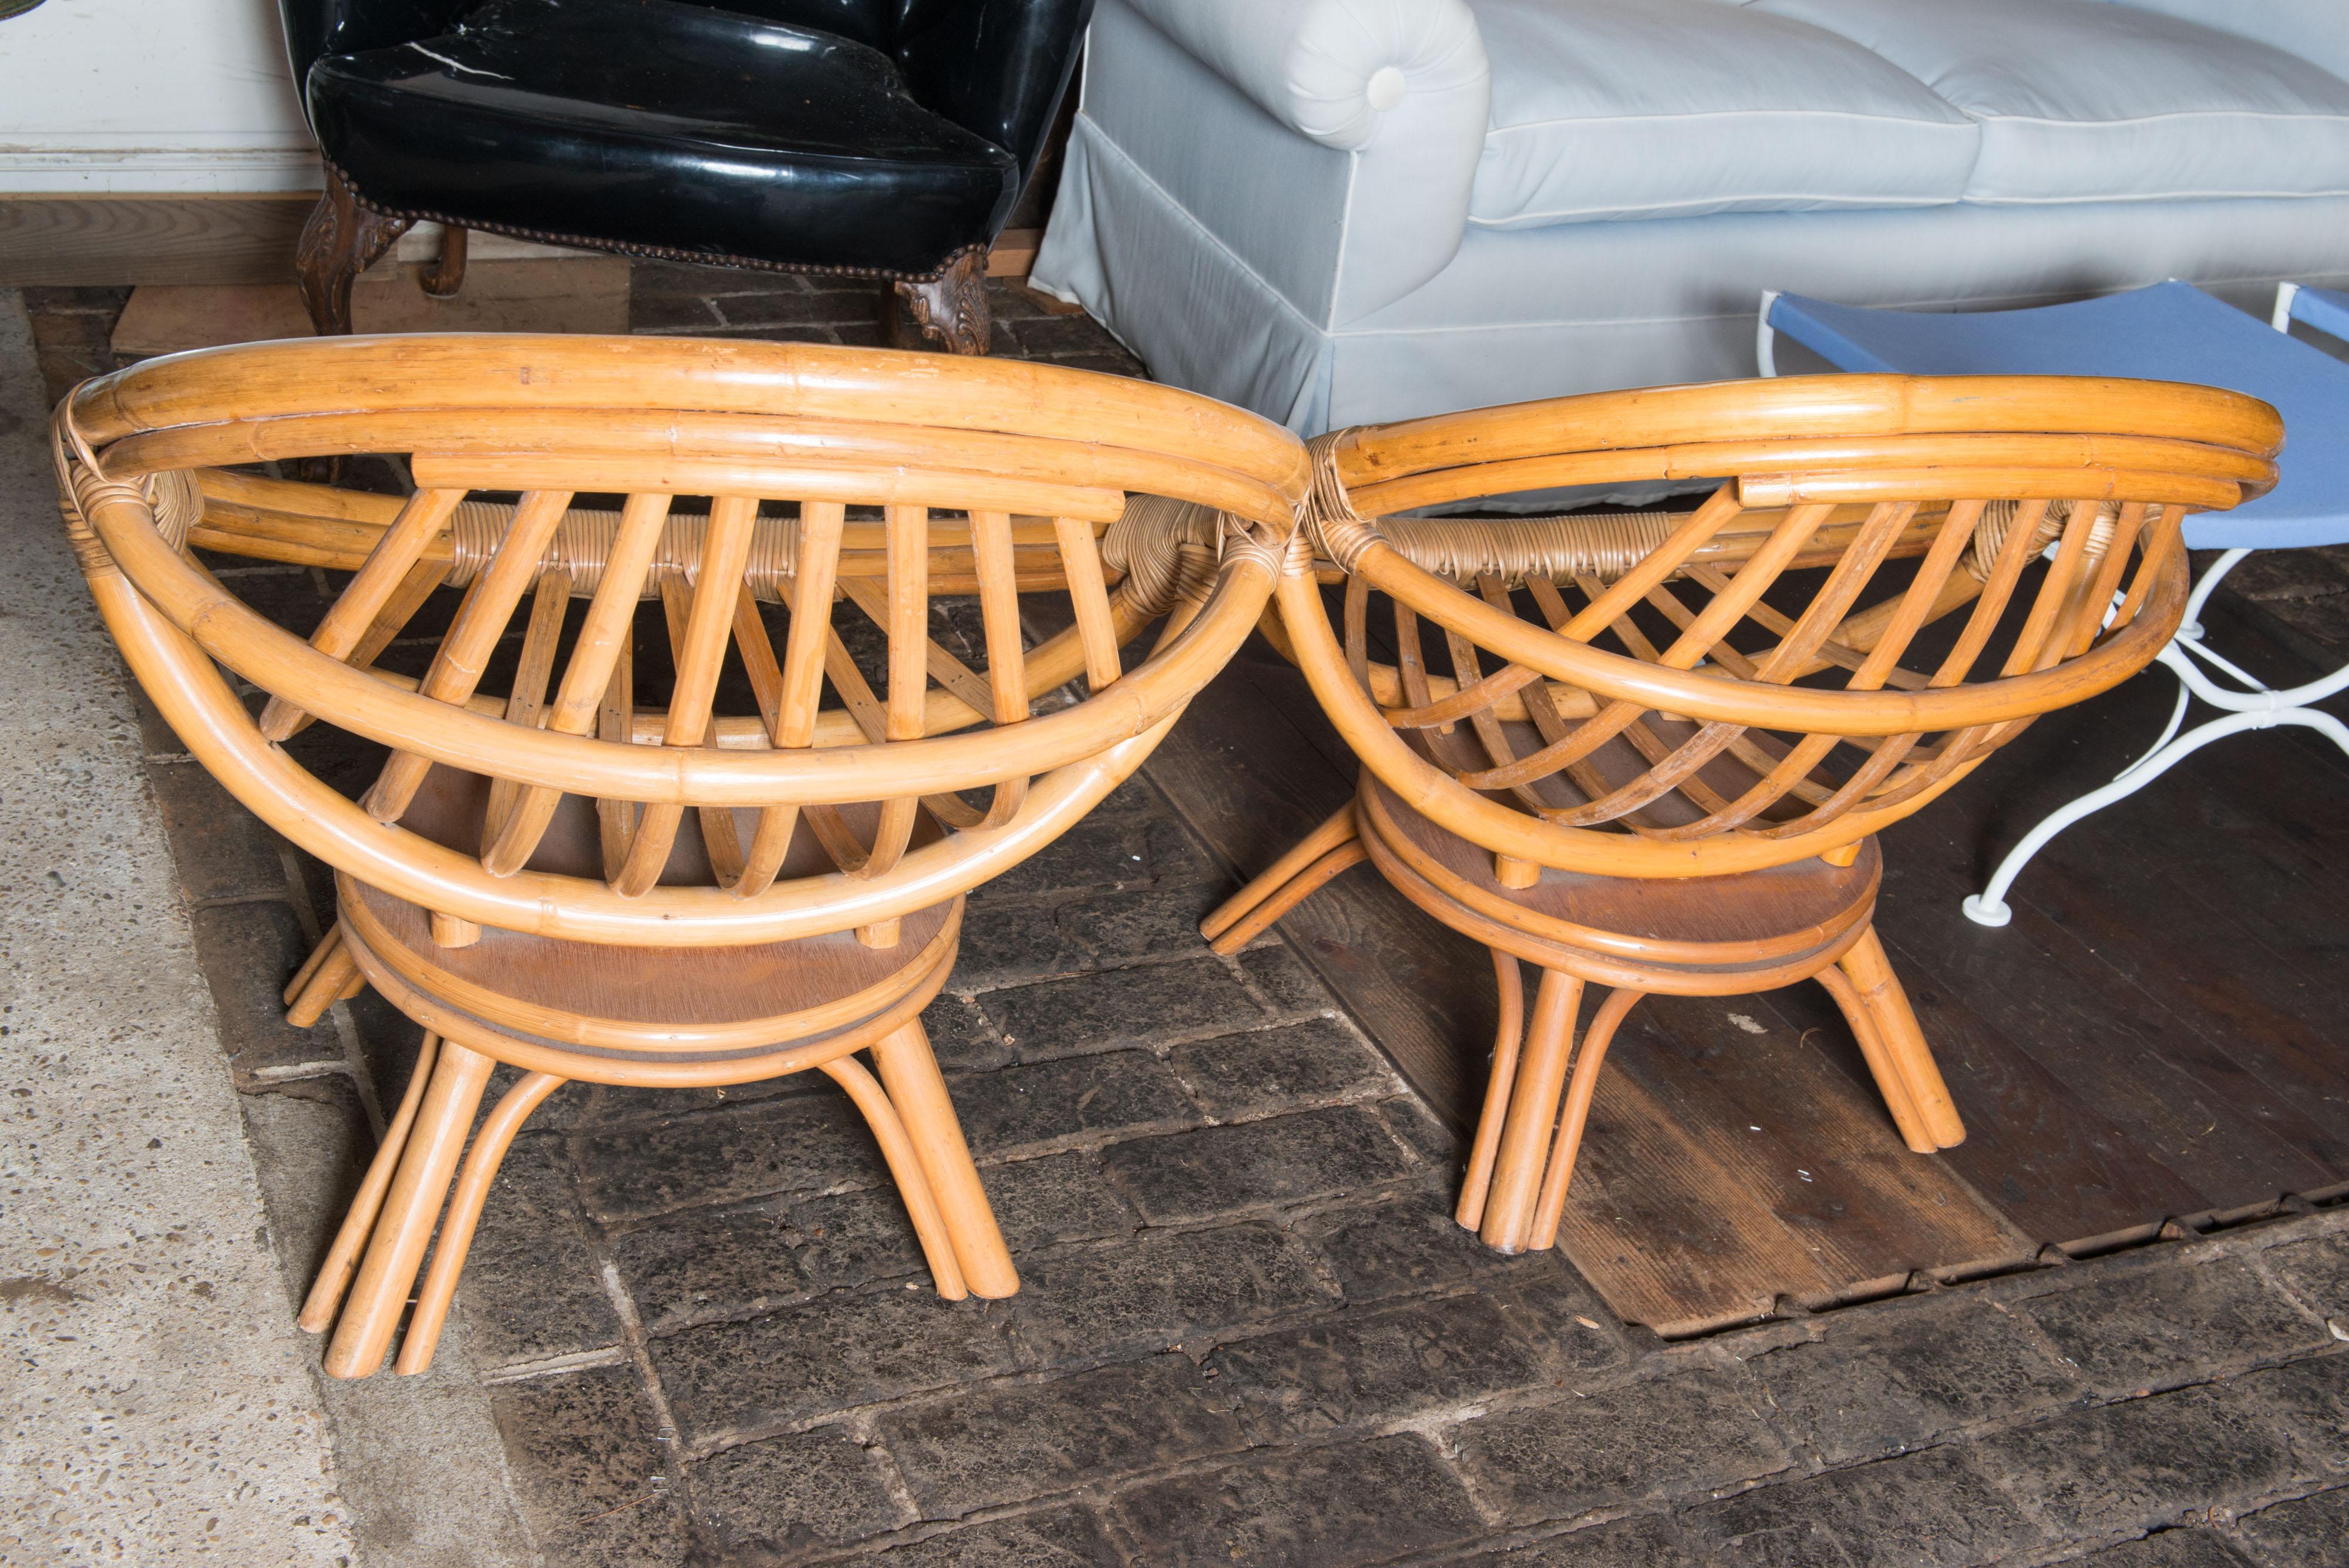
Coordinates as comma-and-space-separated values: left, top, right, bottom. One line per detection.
1754, 0, 2349, 204
1465, 0, 1978, 231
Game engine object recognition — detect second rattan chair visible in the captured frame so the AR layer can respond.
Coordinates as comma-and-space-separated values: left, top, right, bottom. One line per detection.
1203, 374, 2277, 1255
59, 334, 1303, 1375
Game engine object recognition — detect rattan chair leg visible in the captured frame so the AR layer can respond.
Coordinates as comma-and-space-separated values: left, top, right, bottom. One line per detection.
1455, 948, 1526, 1231
819, 1055, 970, 1300
1200, 801, 1361, 954
395, 1069, 566, 1375
1838, 927, 1965, 1149
286, 927, 362, 1028
299, 1031, 442, 1333
1816, 961, 1937, 1153
322, 1038, 497, 1378
870, 1020, 1019, 1297
1479, 968, 1584, 1253
1529, 987, 1646, 1249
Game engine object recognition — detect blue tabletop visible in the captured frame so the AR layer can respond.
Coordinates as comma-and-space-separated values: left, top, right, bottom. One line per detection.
1766, 281, 2349, 550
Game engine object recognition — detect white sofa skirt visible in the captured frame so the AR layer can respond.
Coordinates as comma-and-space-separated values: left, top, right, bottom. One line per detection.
1035, 109, 2349, 433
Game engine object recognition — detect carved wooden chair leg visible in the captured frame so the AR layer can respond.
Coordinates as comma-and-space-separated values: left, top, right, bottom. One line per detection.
395, 1069, 566, 1374
1528, 987, 1645, 1250
1455, 948, 1526, 1231
1816, 961, 1937, 1153
285, 924, 364, 1028
869, 1019, 1019, 1296
1201, 800, 1364, 955
1479, 968, 1584, 1253
819, 1055, 970, 1300
1836, 927, 1966, 1149
419, 226, 469, 299
294, 164, 410, 335
300, 1032, 442, 1334
321, 1038, 497, 1378
890, 247, 992, 355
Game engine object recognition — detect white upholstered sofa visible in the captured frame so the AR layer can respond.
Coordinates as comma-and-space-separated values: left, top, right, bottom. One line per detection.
1031, 0, 2349, 431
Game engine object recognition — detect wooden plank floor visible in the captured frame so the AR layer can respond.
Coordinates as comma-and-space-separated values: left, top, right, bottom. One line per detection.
1142, 592, 2349, 1336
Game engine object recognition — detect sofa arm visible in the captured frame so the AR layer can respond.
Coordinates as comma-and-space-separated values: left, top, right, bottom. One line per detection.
1126, 0, 1488, 154
1120, 0, 1489, 321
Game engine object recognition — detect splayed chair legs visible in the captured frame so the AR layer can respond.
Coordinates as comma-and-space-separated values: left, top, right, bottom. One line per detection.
285, 923, 366, 1028
1457, 959, 1647, 1254
806, 1023, 1019, 1304
1820, 925, 1966, 1153
304, 1034, 504, 1377
300, 1018, 1016, 1379
1199, 801, 1366, 956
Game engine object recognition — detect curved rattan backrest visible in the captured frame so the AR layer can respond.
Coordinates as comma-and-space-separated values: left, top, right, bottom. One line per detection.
1277, 374, 2279, 878
59, 335, 1305, 943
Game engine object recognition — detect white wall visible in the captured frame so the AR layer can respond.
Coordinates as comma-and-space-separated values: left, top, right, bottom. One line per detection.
0, 0, 319, 192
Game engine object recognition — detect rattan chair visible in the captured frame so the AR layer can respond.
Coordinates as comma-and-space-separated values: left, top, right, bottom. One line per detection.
56, 334, 1303, 1376
1201, 375, 2277, 1255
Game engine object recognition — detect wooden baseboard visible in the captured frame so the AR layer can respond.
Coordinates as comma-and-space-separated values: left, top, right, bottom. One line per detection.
0, 195, 318, 287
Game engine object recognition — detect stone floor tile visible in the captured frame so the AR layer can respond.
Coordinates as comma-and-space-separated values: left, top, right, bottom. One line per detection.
1974, 1383, 2303, 1540
575, 1092, 889, 1222
788, 1186, 944, 1294
234, 1075, 372, 1308
608, 1196, 807, 1334
977, 957, 1266, 1061
948, 1049, 1202, 1156
1170, 1017, 1400, 1120
1008, 1223, 1337, 1366
1110, 1432, 1483, 1567
1236, 944, 1338, 1015
578, 1071, 822, 1127
460, 1131, 624, 1370
1687, 1443, 2041, 1568
689, 1426, 909, 1560
146, 762, 290, 902
967, 811, 1155, 906
2075, 1529, 2260, 1567
2231, 1482, 2349, 1567
2261, 1233, 2349, 1328
186, 900, 347, 1086
1449, 1513, 1710, 1566
1054, 880, 1225, 968
1204, 1290, 1556, 1441
1379, 1090, 1467, 1167
2225, 1352, 2349, 1473
489, 1364, 686, 1567
2016, 1257, 2330, 1397
871, 1506, 1124, 1566
921, 992, 1012, 1074
880, 1355, 1244, 1517
1485, 1261, 1638, 1383
1304, 1193, 1523, 1304
1448, 1369, 1793, 1525
1101, 1105, 1421, 1224
652, 1289, 1021, 1445
1745, 1294, 2084, 1465
980, 1151, 1139, 1254
945, 901, 1095, 989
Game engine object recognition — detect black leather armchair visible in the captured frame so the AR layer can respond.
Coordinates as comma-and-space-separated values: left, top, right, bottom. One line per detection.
279, 0, 1089, 351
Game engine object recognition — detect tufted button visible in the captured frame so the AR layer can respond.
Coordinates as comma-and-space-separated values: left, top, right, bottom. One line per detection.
1365, 65, 1408, 112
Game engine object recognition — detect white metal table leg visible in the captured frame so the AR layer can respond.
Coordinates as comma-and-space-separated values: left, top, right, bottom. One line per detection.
1963, 588, 2349, 928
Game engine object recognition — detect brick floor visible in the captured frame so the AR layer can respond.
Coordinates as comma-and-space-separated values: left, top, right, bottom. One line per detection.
35, 275, 2349, 1564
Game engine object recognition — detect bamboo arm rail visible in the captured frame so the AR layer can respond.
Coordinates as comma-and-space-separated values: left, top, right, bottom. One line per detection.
73, 461, 1268, 805
1341, 536, 2186, 739
85, 558, 1190, 941
1272, 568, 1985, 877
187, 469, 1116, 597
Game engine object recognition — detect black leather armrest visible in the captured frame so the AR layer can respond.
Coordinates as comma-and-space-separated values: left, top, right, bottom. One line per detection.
897, 0, 1092, 173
